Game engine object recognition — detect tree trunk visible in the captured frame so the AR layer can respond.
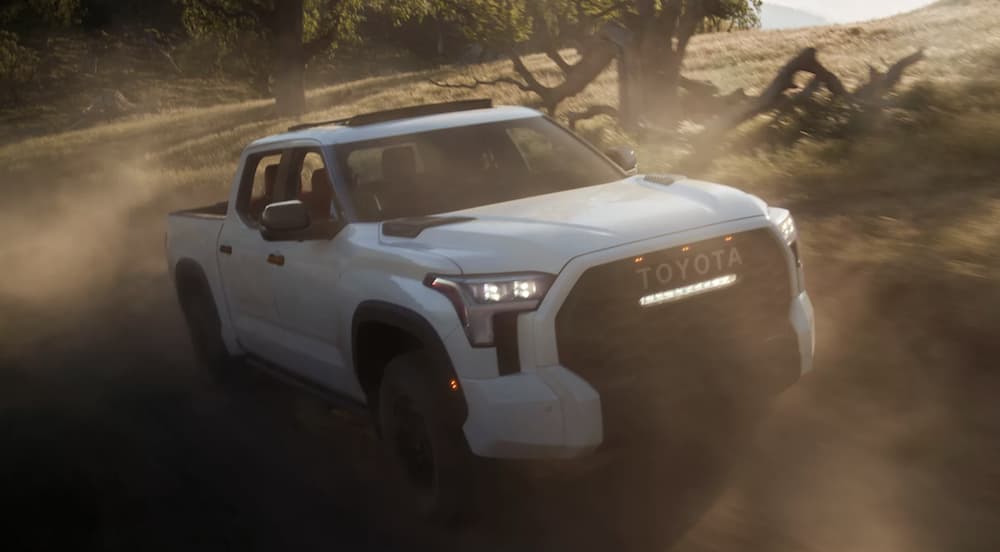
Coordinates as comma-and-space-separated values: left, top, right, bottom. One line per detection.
616, 11, 683, 129
618, 45, 645, 132
436, 20, 445, 57
273, 0, 306, 116
274, 59, 306, 116
620, 0, 702, 130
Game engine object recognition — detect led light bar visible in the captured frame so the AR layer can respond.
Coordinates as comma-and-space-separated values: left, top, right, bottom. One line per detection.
638, 274, 739, 308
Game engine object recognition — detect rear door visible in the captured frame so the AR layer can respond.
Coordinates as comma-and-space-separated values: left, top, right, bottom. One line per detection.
217, 149, 288, 360
266, 147, 363, 399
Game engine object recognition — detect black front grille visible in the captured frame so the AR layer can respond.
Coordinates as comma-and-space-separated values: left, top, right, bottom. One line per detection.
555, 228, 800, 445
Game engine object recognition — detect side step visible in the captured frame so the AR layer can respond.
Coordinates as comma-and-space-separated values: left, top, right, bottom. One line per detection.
244, 356, 371, 426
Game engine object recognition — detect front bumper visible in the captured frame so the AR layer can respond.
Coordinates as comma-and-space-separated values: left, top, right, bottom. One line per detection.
461, 290, 815, 459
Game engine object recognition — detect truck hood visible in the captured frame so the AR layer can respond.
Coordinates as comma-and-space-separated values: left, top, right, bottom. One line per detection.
379, 175, 769, 274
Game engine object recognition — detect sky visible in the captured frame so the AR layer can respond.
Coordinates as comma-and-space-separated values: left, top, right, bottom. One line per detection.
766, 0, 938, 23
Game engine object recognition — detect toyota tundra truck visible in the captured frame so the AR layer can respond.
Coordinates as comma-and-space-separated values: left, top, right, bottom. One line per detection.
166, 99, 815, 522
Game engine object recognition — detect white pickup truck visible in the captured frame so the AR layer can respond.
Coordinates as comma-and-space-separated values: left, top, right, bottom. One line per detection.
166, 99, 815, 522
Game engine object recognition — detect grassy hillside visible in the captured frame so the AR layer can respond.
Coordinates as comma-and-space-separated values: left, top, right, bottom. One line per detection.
3, 0, 997, 343
0, 1, 998, 549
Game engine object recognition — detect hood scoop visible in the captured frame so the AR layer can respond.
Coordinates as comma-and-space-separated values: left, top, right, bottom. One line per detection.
381, 216, 476, 238
644, 174, 684, 186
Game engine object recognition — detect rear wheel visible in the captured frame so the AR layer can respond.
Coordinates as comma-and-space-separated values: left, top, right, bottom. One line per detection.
178, 283, 231, 374
378, 351, 475, 525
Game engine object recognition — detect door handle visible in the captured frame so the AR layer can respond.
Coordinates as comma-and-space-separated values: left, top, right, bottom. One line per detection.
267, 253, 285, 266
219, 244, 233, 255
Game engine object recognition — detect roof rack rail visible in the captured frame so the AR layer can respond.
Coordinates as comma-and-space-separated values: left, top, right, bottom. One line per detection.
287, 98, 493, 132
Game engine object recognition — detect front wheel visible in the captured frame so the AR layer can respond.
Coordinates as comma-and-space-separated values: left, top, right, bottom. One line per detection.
378, 351, 475, 525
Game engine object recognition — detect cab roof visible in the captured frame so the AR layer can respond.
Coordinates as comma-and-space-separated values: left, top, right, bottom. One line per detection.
248, 105, 543, 150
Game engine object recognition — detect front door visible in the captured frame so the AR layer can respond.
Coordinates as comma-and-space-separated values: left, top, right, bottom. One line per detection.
265, 148, 363, 399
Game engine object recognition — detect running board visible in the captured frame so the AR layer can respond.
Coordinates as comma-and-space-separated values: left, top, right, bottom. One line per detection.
244, 355, 371, 424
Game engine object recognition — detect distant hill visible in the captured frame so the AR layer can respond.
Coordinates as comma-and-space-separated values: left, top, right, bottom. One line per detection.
760, 3, 829, 29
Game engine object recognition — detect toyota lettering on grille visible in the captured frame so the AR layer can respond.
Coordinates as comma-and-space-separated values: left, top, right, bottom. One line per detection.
636, 247, 744, 292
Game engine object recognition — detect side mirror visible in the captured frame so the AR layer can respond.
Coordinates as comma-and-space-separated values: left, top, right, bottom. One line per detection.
605, 146, 638, 174
261, 200, 310, 240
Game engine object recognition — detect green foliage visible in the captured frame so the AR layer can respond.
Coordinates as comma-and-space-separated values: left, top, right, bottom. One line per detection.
0, 30, 39, 104
701, 0, 763, 32
433, 0, 531, 49
431, 0, 623, 51
0, 0, 82, 30
178, 0, 403, 78
427, 0, 763, 55
79, 1, 182, 29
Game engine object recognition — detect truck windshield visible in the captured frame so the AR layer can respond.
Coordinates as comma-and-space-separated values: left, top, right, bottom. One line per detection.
336, 116, 626, 221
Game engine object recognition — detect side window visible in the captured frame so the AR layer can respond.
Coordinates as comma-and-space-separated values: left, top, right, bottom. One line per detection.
289, 149, 337, 223
239, 151, 284, 227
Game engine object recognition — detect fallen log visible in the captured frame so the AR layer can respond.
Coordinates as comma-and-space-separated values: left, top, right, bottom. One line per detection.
679, 47, 925, 170
706, 47, 848, 133
854, 49, 926, 104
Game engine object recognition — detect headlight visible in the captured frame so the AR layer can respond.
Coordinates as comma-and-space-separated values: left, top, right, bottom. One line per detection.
466, 277, 549, 303
425, 272, 555, 347
777, 212, 797, 246
771, 208, 805, 289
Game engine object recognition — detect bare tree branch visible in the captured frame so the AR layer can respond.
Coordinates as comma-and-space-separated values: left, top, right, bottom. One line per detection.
883, 49, 926, 89
680, 46, 926, 172
508, 38, 617, 113
428, 76, 531, 92
854, 49, 926, 103
706, 47, 848, 132
526, 1, 576, 72
679, 76, 720, 97
545, 48, 574, 72
773, 75, 823, 115
508, 53, 549, 93
567, 104, 619, 130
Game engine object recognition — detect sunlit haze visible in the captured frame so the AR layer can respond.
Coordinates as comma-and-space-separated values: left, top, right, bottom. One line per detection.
767, 0, 938, 23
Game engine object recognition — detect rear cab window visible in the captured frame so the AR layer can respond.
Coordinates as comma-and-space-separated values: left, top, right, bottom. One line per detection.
237, 150, 285, 227
287, 148, 340, 224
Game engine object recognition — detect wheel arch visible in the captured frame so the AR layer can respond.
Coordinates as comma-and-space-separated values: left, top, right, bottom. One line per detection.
352, 301, 468, 427
174, 257, 212, 300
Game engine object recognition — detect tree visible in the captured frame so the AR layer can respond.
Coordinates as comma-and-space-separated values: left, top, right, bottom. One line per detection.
430, 0, 623, 114
0, 0, 81, 104
0, 0, 82, 32
612, 0, 762, 129
179, 0, 368, 115
433, 0, 763, 129
700, 0, 762, 32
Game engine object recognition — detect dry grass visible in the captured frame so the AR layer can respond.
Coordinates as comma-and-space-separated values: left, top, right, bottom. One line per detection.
0, 0, 994, 341
1, 0, 997, 348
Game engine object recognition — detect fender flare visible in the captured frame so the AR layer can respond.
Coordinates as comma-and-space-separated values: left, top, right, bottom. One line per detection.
174, 258, 212, 301
352, 300, 468, 424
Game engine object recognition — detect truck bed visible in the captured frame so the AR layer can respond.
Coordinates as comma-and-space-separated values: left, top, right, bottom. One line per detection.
170, 201, 228, 219
166, 203, 227, 296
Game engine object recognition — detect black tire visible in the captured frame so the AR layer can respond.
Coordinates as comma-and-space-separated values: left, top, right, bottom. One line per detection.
378, 351, 475, 525
178, 282, 232, 374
